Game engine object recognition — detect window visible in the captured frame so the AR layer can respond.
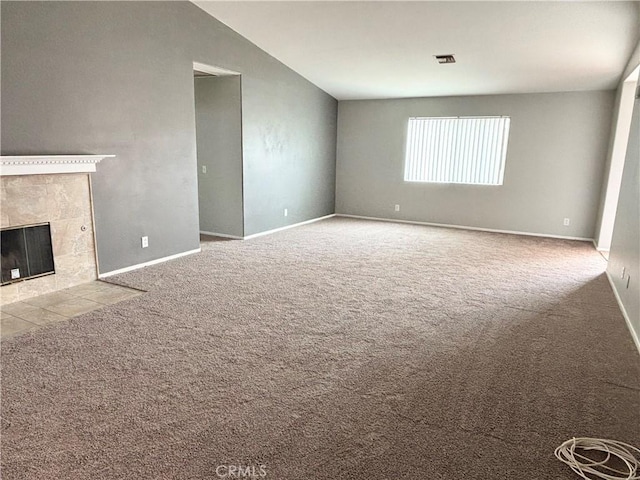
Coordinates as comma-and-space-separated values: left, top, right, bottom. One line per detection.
404, 116, 511, 185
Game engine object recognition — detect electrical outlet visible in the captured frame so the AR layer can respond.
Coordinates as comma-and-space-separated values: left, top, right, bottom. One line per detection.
141, 236, 149, 248
622, 267, 626, 279
563, 218, 570, 226
284, 208, 288, 217
10, 268, 20, 279
395, 204, 400, 212
201, 165, 207, 174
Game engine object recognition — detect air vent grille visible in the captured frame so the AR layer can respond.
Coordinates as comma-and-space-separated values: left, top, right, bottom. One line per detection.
434, 54, 456, 64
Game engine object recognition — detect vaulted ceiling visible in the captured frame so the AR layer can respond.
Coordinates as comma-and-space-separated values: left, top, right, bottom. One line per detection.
194, 1, 640, 100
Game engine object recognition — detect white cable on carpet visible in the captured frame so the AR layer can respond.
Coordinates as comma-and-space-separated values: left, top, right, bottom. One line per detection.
555, 437, 640, 480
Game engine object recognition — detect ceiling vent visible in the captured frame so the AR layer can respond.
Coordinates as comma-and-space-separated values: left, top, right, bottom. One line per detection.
434, 54, 456, 64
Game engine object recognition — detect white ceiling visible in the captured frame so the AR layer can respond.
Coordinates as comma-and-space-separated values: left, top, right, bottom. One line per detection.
193, 1, 640, 100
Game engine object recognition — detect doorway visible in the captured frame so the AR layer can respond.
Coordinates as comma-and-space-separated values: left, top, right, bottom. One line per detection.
596, 65, 640, 255
193, 62, 244, 239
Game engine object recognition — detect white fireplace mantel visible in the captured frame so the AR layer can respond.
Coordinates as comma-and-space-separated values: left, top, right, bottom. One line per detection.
0, 155, 115, 176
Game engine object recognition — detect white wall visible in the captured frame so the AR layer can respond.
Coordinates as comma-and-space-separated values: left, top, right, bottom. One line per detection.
595, 65, 639, 251
606, 38, 640, 352
336, 91, 614, 239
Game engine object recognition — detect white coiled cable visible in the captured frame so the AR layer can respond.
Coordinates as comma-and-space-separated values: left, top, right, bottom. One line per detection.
555, 437, 640, 480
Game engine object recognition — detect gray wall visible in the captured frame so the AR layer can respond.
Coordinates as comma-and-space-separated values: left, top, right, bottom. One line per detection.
336, 91, 614, 239
241, 70, 337, 236
607, 38, 640, 343
1, 1, 337, 273
195, 75, 243, 238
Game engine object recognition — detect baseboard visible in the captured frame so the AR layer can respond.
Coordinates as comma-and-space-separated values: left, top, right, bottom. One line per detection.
592, 239, 610, 253
200, 230, 244, 240
605, 271, 640, 357
242, 214, 336, 240
98, 248, 201, 278
336, 214, 594, 242
101, 216, 335, 278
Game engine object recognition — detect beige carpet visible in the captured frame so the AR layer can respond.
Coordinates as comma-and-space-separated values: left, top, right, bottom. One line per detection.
2, 217, 639, 479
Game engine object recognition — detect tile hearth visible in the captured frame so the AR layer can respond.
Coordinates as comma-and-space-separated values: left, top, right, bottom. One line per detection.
0, 280, 143, 338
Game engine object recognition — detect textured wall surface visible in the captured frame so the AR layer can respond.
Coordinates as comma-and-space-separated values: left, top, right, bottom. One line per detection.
336, 91, 614, 239
1, 1, 337, 272
1, 174, 97, 304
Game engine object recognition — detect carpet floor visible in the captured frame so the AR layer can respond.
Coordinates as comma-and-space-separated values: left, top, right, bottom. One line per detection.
2, 217, 639, 479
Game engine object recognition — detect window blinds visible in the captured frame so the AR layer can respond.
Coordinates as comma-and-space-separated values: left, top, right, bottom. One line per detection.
404, 116, 510, 185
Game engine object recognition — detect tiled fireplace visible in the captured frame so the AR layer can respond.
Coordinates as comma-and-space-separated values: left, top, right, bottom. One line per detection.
0, 156, 112, 305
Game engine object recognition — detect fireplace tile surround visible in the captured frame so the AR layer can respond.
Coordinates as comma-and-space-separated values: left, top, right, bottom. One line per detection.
0, 155, 113, 306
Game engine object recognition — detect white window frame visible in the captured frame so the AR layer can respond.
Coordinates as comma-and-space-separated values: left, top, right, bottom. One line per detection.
404, 116, 511, 186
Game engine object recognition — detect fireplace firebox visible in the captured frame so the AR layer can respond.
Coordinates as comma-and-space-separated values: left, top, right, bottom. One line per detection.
1, 223, 55, 285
